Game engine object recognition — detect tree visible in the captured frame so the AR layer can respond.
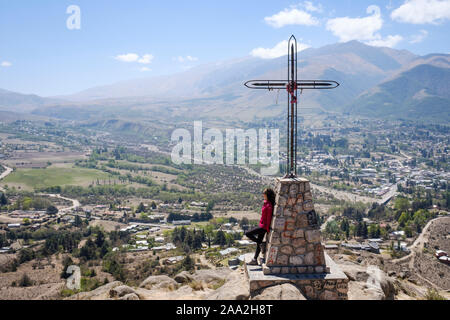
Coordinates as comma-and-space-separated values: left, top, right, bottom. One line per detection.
95, 231, 105, 248
136, 202, 145, 213
80, 238, 97, 260
229, 217, 238, 224
182, 255, 194, 271
240, 217, 249, 229
398, 212, 409, 228
18, 248, 35, 264
193, 233, 203, 250
0, 233, 7, 248
394, 197, 409, 212
325, 220, 340, 238
362, 222, 368, 239
0, 192, 7, 206
46, 205, 59, 215
340, 218, 350, 239
368, 224, 381, 238
206, 201, 215, 214
61, 256, 74, 279
18, 273, 33, 287
74, 215, 82, 227
214, 231, 227, 246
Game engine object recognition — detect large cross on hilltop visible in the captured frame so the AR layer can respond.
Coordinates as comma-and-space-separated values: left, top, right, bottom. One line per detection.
245, 35, 339, 178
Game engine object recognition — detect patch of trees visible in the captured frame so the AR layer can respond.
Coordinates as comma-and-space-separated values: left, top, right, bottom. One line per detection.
171, 227, 204, 252
105, 160, 179, 175
46, 205, 59, 215
9, 196, 53, 211
397, 209, 436, 236
394, 196, 437, 236
325, 220, 341, 240
43, 230, 82, 256
368, 203, 391, 220
342, 205, 364, 221
168, 211, 213, 222
213, 230, 239, 247
18, 248, 35, 264
102, 252, 126, 281
355, 221, 369, 239
79, 230, 110, 261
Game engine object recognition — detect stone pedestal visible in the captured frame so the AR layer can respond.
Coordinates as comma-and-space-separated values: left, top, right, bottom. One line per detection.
245, 253, 349, 300
263, 177, 327, 274
245, 176, 349, 300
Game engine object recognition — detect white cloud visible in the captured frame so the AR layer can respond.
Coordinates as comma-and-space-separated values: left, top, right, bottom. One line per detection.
137, 54, 154, 64
264, 8, 319, 28
176, 55, 198, 63
391, 0, 450, 24
251, 40, 310, 59
326, 5, 383, 42
115, 53, 139, 63
115, 53, 153, 64
303, 1, 323, 13
366, 34, 404, 47
325, 5, 403, 48
1, 61, 12, 67
140, 67, 151, 72
410, 29, 429, 43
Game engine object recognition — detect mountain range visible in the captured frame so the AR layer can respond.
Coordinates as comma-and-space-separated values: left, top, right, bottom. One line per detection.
1, 41, 448, 123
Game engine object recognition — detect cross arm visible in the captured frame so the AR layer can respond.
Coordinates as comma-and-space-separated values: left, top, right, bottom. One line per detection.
244, 80, 339, 90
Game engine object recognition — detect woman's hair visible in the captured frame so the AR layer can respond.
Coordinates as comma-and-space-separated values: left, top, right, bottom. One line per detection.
263, 188, 276, 207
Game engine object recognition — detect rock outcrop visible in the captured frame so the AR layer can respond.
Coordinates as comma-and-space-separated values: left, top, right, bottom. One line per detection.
67, 281, 123, 300
252, 283, 306, 300
109, 285, 136, 298
340, 263, 396, 300
205, 271, 249, 300
139, 275, 178, 290
65, 259, 400, 300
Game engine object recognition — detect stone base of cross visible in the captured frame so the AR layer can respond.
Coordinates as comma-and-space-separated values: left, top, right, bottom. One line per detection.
244, 177, 349, 300
263, 177, 327, 275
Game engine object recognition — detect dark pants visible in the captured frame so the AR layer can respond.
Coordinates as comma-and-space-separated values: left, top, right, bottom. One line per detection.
245, 227, 267, 260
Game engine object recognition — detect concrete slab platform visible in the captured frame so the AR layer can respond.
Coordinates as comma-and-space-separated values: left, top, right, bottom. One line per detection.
245, 252, 348, 300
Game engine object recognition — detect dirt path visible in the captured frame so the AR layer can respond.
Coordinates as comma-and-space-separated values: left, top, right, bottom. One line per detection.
390, 216, 449, 290
0, 164, 13, 191
310, 183, 376, 204
35, 193, 80, 214
321, 214, 335, 232
195, 252, 216, 269
392, 216, 447, 264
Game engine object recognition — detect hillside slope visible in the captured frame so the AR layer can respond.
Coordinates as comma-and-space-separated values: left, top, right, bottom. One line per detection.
346, 55, 450, 122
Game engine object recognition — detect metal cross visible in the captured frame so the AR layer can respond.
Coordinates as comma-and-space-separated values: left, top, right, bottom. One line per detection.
244, 35, 339, 178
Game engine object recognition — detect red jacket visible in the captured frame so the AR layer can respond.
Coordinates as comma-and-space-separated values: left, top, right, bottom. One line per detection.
259, 200, 273, 232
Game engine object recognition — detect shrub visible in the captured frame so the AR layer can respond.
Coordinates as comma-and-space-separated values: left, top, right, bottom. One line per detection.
18, 273, 33, 287
425, 288, 446, 300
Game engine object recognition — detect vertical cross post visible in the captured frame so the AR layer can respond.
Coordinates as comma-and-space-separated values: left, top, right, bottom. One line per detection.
287, 35, 298, 177
244, 35, 339, 177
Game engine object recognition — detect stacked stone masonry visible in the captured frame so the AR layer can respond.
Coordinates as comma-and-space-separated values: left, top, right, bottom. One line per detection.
263, 177, 328, 275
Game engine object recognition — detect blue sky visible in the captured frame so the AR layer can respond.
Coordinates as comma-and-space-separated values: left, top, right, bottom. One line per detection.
1, 0, 449, 96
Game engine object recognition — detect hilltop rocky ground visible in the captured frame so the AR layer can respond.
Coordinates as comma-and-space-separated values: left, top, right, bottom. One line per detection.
1, 247, 448, 300
62, 253, 443, 301
1, 218, 448, 300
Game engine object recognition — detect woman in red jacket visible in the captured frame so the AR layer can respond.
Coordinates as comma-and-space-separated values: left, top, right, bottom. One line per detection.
245, 188, 275, 265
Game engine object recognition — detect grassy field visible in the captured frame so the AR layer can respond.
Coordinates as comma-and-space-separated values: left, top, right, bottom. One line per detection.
2, 163, 112, 190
